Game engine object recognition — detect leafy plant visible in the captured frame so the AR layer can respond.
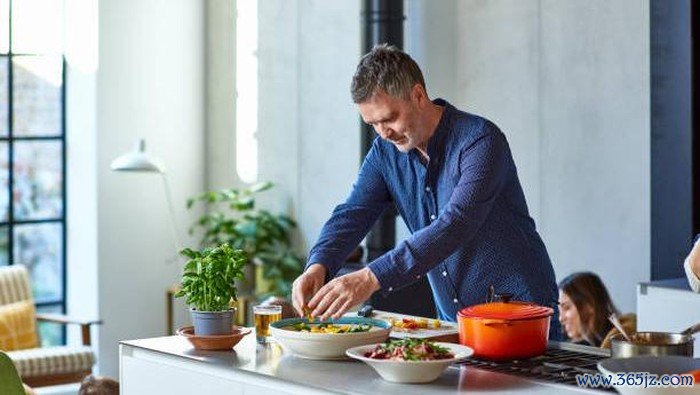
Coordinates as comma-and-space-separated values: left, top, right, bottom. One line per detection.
186, 181, 304, 297
174, 243, 247, 312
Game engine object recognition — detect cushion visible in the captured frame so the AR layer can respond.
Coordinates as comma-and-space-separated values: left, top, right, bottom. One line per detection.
0, 301, 38, 351
6, 346, 95, 377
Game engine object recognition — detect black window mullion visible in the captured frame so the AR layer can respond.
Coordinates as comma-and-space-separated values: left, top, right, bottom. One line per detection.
8, 0, 14, 276
6, 0, 68, 345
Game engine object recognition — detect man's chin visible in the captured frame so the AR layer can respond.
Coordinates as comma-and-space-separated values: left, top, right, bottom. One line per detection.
392, 141, 412, 153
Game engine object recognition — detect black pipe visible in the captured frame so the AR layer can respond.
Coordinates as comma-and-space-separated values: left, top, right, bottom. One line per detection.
359, 0, 436, 318
361, 0, 404, 262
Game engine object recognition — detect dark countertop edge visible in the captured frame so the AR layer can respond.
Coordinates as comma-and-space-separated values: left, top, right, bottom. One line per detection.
638, 277, 693, 292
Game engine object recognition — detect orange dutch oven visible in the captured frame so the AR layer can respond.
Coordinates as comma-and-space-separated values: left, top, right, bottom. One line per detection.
457, 298, 553, 360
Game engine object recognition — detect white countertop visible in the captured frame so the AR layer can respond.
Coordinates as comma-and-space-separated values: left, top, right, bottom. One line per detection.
120, 331, 607, 394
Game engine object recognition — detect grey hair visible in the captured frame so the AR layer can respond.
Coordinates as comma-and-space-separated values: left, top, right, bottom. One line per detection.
351, 44, 426, 103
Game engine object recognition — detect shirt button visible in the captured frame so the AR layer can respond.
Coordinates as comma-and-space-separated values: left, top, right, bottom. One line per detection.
442, 271, 447, 277
425, 186, 431, 192
430, 214, 436, 220
388, 287, 393, 292
415, 275, 421, 279
453, 298, 459, 304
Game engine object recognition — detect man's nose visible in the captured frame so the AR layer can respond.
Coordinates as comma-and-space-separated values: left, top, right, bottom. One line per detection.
376, 125, 392, 140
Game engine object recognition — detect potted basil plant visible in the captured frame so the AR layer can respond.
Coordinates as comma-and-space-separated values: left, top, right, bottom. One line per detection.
174, 243, 247, 335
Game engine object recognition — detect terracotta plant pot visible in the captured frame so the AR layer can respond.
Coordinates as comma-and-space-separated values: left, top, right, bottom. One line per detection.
457, 300, 552, 361
177, 326, 251, 350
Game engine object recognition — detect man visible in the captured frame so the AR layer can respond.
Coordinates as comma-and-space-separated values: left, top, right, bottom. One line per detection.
684, 234, 700, 292
292, 44, 560, 338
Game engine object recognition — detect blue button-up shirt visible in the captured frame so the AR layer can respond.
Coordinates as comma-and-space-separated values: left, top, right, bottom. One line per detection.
307, 99, 558, 334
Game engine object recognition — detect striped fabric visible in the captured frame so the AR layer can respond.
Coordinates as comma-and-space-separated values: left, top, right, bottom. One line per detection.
0, 300, 38, 351
0, 266, 33, 305
6, 346, 95, 377
0, 265, 96, 379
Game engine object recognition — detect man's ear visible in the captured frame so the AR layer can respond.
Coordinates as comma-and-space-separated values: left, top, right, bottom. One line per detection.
411, 83, 426, 105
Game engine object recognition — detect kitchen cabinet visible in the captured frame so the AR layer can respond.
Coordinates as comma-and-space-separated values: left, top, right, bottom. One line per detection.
637, 278, 700, 357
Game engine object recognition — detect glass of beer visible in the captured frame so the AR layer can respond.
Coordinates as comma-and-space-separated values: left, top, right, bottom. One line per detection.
253, 305, 282, 343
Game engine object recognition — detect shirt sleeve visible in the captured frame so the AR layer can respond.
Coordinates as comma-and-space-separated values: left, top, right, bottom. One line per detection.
305, 142, 392, 279
368, 128, 509, 293
685, 236, 700, 293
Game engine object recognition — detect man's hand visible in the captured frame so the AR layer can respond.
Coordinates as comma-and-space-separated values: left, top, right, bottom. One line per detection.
291, 264, 327, 317
307, 267, 381, 321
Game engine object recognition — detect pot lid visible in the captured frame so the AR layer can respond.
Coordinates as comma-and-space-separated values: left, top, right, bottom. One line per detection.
458, 301, 553, 321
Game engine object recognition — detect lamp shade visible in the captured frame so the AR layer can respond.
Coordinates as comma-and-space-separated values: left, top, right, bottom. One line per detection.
110, 139, 164, 173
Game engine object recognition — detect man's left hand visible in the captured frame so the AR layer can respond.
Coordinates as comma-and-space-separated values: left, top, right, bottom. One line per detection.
307, 267, 381, 320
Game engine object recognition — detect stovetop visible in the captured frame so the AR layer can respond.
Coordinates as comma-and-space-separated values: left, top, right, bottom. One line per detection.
452, 341, 614, 391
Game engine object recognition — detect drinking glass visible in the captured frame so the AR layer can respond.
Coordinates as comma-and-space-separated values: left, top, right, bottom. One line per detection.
253, 305, 282, 343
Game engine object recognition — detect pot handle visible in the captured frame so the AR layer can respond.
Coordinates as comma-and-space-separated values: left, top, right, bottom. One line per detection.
483, 319, 512, 327
681, 322, 700, 336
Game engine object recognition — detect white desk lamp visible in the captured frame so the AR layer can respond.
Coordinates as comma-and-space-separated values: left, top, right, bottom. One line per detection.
110, 138, 183, 247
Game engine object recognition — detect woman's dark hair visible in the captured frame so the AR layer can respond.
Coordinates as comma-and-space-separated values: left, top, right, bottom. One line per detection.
558, 272, 618, 346
79, 375, 119, 395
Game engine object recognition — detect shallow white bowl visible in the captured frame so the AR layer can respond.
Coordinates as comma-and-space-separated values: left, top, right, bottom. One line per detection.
345, 342, 473, 383
269, 317, 391, 360
597, 356, 700, 395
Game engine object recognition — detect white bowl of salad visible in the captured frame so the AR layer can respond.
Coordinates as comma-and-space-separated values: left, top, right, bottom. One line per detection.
269, 317, 391, 360
346, 339, 473, 383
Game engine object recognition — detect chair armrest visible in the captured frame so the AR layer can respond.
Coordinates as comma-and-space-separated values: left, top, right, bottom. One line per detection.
36, 313, 103, 346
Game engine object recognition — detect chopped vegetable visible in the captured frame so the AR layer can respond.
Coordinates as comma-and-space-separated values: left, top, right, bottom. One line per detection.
388, 317, 441, 331
364, 338, 454, 361
286, 322, 373, 333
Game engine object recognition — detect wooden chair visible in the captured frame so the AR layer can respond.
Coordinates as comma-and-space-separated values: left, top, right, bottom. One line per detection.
0, 265, 101, 387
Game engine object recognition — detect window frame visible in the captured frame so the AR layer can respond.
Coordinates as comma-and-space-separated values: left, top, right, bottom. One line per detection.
1, 0, 68, 344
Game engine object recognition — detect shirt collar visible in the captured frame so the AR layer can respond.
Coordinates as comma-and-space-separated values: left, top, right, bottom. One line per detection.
416, 98, 452, 166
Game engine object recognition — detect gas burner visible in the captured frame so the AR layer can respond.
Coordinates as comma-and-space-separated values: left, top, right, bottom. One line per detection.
453, 341, 614, 391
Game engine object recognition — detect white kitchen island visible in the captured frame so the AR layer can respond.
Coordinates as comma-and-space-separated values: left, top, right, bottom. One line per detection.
119, 330, 607, 394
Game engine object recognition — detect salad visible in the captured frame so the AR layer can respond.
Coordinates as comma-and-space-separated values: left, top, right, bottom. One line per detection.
286, 322, 372, 333
364, 339, 455, 361
388, 317, 442, 331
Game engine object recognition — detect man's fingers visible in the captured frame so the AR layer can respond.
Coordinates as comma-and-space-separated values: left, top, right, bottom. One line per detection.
307, 282, 332, 310
291, 283, 305, 317
309, 287, 336, 318
322, 297, 351, 321
331, 300, 353, 320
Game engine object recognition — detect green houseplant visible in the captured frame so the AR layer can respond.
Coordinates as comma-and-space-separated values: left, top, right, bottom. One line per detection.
174, 243, 247, 335
186, 182, 304, 297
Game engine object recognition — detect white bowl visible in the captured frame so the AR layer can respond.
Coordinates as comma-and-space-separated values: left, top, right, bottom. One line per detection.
345, 342, 473, 383
598, 356, 700, 395
269, 317, 391, 360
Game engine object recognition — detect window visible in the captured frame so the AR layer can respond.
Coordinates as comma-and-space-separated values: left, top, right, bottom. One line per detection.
0, 0, 67, 346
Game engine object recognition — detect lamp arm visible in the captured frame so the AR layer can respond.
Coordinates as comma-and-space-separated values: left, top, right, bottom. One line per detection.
160, 172, 185, 248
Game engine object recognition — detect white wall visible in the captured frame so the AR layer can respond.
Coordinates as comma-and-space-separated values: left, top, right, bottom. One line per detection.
96, 0, 205, 377
405, 0, 650, 313
65, 0, 99, 346
253, 0, 650, 314
255, 0, 360, 252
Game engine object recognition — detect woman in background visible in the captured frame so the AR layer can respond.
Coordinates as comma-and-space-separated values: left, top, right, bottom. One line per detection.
558, 272, 635, 348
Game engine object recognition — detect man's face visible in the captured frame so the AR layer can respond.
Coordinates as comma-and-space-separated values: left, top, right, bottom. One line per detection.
358, 88, 423, 153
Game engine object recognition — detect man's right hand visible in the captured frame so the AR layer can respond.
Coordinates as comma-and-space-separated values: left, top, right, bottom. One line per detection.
292, 263, 327, 317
